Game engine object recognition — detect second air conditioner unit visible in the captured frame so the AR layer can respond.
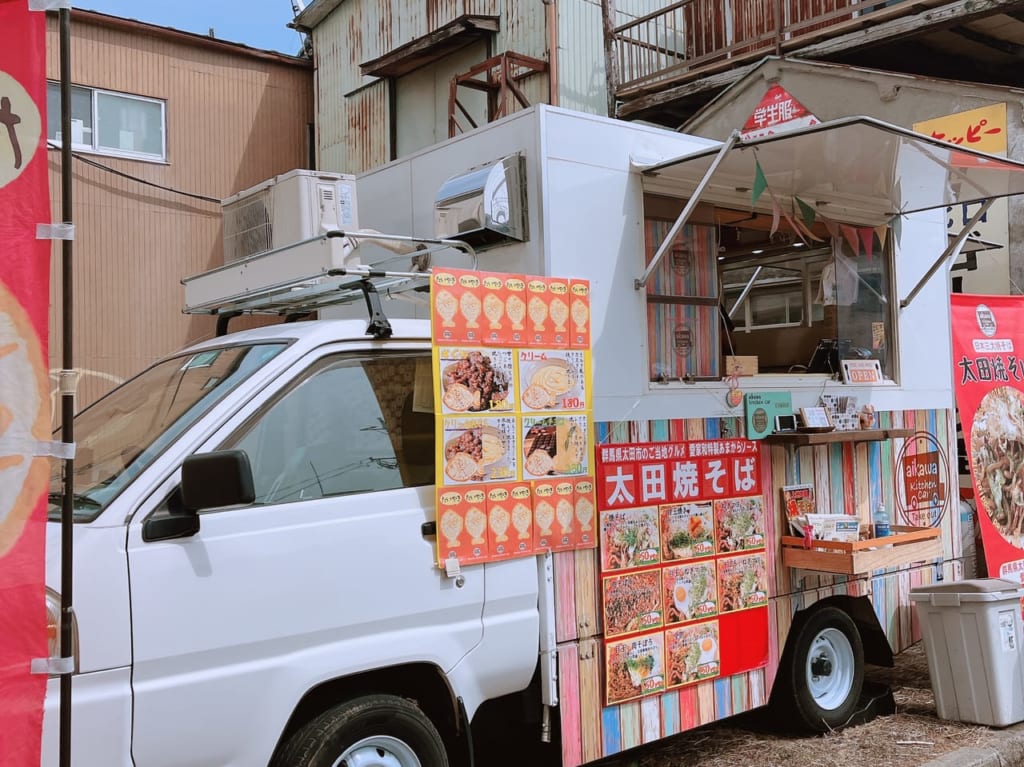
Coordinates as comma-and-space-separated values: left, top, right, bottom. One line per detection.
221, 169, 359, 264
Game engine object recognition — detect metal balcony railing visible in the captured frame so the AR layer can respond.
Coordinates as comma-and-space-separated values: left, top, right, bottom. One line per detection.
612, 0, 946, 95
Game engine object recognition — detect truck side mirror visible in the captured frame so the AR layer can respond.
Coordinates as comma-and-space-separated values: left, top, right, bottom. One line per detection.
142, 451, 255, 542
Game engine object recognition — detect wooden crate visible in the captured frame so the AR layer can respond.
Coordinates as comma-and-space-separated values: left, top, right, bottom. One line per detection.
780, 526, 941, 575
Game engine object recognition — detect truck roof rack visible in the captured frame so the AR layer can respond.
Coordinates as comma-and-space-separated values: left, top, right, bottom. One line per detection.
182, 230, 476, 338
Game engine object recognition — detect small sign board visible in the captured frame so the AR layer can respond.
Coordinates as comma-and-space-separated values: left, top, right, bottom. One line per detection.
840, 358, 883, 384
744, 391, 792, 440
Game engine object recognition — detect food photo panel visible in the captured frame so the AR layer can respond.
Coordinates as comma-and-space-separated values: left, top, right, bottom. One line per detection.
602, 569, 664, 638
714, 496, 766, 553
604, 631, 666, 705
441, 416, 517, 485
438, 347, 515, 414
522, 414, 590, 479
663, 560, 718, 626
666, 619, 721, 688
517, 349, 587, 412
599, 506, 661, 572
717, 552, 768, 613
660, 501, 715, 561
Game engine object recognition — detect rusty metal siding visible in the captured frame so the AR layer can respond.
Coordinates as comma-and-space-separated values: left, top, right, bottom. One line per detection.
557, 0, 608, 115
347, 80, 391, 172
44, 14, 313, 411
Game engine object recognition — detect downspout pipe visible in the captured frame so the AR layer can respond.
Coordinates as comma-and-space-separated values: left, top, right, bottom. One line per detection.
543, 0, 559, 107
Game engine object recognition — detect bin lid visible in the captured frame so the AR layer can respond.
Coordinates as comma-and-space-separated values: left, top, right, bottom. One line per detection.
910, 578, 1024, 602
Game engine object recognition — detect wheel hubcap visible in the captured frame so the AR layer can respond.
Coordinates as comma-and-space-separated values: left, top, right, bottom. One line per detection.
333, 736, 422, 767
805, 627, 855, 711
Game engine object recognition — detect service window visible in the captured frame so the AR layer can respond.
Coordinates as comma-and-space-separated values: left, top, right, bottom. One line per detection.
221, 353, 435, 505
643, 201, 895, 382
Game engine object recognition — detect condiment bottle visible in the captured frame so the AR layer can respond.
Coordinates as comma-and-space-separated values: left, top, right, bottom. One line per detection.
873, 502, 890, 538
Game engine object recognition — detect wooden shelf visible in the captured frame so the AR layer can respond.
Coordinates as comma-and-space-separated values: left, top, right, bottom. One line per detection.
763, 428, 914, 447
781, 525, 941, 575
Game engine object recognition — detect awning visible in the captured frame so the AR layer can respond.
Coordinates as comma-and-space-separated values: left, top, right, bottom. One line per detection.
635, 116, 1024, 306
638, 115, 1024, 228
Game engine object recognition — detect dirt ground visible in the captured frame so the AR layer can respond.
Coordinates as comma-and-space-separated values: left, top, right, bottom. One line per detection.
591, 641, 1004, 767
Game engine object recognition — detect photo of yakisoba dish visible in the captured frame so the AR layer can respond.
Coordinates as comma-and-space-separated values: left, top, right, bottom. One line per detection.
971, 386, 1024, 546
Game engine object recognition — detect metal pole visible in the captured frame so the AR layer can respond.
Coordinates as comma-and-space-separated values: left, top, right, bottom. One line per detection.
58, 8, 75, 767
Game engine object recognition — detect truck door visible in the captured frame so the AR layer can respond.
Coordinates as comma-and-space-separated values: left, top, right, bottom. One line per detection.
125, 350, 483, 767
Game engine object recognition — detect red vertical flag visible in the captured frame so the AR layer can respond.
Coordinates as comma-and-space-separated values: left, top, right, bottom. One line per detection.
0, 2, 52, 764
951, 295, 1024, 580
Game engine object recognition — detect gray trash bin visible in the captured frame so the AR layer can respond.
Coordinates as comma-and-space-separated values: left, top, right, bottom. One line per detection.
910, 578, 1024, 727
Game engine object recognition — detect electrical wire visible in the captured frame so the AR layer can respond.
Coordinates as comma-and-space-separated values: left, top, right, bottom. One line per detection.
46, 140, 220, 203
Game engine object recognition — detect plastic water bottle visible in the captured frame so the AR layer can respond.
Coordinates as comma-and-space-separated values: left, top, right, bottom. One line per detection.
873, 502, 890, 538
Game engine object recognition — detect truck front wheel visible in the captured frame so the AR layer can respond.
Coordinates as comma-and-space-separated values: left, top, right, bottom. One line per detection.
272, 694, 449, 767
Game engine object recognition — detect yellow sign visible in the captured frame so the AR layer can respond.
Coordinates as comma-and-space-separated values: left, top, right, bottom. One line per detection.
913, 103, 1006, 154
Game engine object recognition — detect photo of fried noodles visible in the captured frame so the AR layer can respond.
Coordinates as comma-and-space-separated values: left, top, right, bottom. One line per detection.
971, 386, 1024, 546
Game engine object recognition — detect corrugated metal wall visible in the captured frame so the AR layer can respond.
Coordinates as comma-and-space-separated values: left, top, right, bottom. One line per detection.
313, 0, 554, 174
556, 0, 607, 116
44, 14, 313, 412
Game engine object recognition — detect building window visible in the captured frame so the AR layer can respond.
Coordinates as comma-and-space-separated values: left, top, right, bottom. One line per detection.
46, 82, 166, 162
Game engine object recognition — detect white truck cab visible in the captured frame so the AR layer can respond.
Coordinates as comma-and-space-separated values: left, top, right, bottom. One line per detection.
43, 317, 541, 767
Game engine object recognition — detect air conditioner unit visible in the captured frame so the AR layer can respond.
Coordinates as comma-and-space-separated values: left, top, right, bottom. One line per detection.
221, 169, 359, 263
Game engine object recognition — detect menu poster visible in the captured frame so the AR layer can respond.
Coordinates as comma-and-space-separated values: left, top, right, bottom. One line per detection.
661, 501, 715, 561
602, 569, 664, 638
666, 620, 721, 688
597, 439, 768, 704
431, 268, 595, 568
715, 496, 766, 553
718, 552, 769, 612
663, 560, 718, 625
605, 631, 666, 705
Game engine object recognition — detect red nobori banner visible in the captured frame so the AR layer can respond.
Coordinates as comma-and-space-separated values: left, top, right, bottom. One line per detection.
0, 3, 52, 764
596, 440, 761, 510
951, 295, 1024, 581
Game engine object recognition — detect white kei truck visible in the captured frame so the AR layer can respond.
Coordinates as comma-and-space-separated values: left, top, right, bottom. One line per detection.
42, 106, 1024, 766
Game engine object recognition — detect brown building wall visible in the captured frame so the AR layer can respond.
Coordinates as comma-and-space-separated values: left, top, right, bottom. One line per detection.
44, 11, 313, 414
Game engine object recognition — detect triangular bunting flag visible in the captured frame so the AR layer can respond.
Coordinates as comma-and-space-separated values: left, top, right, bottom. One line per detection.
890, 214, 902, 247
770, 195, 781, 237
859, 227, 875, 262
840, 224, 860, 255
751, 159, 767, 208
822, 217, 840, 239
796, 196, 817, 227
874, 225, 888, 252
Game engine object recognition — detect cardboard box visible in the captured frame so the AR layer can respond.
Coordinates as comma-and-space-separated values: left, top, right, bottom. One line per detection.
725, 355, 758, 376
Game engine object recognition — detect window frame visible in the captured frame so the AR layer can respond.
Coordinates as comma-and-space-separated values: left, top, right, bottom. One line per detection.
46, 81, 167, 163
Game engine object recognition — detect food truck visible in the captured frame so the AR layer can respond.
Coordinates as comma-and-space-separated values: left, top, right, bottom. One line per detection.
40, 105, 1024, 766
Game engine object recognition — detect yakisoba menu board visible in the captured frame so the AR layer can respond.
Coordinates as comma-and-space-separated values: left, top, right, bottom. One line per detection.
596, 441, 770, 705
432, 268, 595, 568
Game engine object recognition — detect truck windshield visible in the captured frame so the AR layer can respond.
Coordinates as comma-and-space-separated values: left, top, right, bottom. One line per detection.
48, 343, 286, 521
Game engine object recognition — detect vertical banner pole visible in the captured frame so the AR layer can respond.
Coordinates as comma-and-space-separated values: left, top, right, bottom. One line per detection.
58, 8, 75, 767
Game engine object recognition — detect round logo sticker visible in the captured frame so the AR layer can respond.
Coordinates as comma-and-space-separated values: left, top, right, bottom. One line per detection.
0, 70, 42, 190
976, 303, 997, 338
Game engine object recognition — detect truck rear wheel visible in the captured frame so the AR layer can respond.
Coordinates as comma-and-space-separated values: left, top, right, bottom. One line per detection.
272, 694, 449, 767
777, 606, 864, 732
